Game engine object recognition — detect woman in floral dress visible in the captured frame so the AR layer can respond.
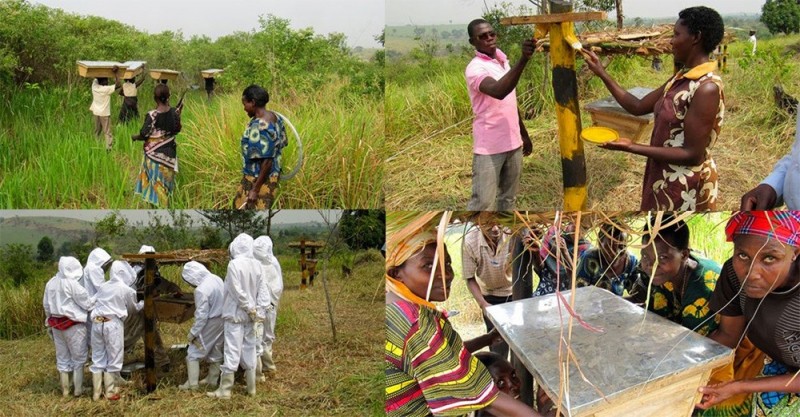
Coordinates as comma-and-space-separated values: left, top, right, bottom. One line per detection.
584, 6, 725, 210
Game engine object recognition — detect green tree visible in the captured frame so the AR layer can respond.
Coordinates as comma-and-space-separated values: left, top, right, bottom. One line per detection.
761, 0, 800, 34
199, 210, 269, 244
94, 211, 128, 247
0, 243, 35, 286
337, 210, 385, 250
36, 236, 54, 263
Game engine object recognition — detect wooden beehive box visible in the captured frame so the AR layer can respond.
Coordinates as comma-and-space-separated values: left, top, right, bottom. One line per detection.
121, 61, 146, 79
149, 69, 180, 81
486, 287, 733, 417
153, 293, 195, 323
77, 61, 120, 78
585, 87, 655, 143
201, 69, 224, 79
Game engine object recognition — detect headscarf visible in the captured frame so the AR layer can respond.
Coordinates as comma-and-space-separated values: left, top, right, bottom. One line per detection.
386, 220, 441, 310
725, 211, 800, 247
57, 257, 84, 281
229, 233, 254, 259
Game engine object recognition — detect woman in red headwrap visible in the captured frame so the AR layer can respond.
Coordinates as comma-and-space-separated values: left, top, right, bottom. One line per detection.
385, 213, 541, 417
697, 211, 800, 415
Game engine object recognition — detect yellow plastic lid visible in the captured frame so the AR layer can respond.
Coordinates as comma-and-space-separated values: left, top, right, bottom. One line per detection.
581, 126, 619, 144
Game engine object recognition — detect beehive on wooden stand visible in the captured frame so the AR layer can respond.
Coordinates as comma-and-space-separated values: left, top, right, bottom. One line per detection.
584, 87, 655, 143
153, 293, 195, 323
149, 69, 180, 81
201, 69, 224, 79
486, 286, 733, 417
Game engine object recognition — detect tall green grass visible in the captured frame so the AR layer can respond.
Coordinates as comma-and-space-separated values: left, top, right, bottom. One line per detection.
0, 80, 383, 208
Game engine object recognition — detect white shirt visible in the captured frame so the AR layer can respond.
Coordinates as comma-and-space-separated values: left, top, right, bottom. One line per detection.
43, 257, 95, 322
90, 79, 116, 117
122, 82, 137, 97
762, 110, 800, 209
749, 35, 757, 54
91, 261, 141, 320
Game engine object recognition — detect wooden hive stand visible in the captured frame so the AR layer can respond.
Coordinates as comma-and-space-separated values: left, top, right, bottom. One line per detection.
501, 1, 606, 210
288, 240, 326, 289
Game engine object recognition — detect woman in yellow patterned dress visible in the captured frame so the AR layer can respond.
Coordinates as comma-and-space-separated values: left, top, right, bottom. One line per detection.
584, 6, 725, 210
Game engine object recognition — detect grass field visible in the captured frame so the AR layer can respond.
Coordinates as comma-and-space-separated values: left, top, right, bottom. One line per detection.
0, 250, 384, 416
385, 33, 800, 210
0, 80, 383, 209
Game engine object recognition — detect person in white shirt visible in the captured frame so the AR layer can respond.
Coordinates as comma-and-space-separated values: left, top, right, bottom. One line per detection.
119, 74, 145, 122
748, 30, 757, 54
179, 261, 225, 390
207, 233, 270, 399
90, 261, 143, 401
89, 67, 121, 151
741, 108, 800, 210
43, 257, 95, 398
253, 235, 282, 377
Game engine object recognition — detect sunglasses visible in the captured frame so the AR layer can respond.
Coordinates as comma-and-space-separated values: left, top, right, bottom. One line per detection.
478, 31, 496, 41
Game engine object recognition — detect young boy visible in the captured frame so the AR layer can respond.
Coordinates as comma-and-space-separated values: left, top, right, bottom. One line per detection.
43, 257, 95, 397
90, 261, 142, 401
474, 351, 522, 417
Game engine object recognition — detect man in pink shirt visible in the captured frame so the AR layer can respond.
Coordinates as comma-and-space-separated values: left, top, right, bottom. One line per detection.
465, 19, 534, 210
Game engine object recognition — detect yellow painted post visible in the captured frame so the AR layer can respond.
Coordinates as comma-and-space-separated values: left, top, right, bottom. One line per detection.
549, 0, 587, 210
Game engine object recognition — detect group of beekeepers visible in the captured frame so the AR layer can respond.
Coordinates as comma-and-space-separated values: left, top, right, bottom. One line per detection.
42, 233, 283, 401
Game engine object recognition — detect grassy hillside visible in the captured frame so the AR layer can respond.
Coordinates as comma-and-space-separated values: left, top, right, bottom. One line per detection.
0, 216, 94, 248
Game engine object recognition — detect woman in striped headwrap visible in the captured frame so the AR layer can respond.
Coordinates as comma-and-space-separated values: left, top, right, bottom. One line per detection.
385, 214, 541, 417
697, 211, 800, 416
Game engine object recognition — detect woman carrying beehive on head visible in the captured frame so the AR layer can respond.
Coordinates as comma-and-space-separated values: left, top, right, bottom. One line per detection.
584, 6, 725, 211
132, 83, 183, 206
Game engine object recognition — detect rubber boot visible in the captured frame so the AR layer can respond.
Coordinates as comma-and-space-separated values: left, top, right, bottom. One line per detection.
245, 368, 257, 396
59, 372, 71, 397
92, 372, 103, 401
103, 372, 120, 401
206, 372, 234, 399
179, 360, 200, 390
200, 362, 221, 387
73, 369, 84, 397
261, 347, 276, 372
114, 371, 128, 386
255, 357, 266, 382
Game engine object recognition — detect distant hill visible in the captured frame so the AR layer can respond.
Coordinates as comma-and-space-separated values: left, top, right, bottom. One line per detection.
0, 216, 95, 249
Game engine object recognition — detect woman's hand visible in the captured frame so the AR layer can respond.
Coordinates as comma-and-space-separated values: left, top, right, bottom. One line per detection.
696, 381, 740, 410
582, 49, 605, 76
246, 189, 259, 208
599, 138, 633, 152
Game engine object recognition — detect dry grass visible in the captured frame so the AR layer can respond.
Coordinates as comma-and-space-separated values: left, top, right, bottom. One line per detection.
386, 35, 800, 210
0, 254, 384, 417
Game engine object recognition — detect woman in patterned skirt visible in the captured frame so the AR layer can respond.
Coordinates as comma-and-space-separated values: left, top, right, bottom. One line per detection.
584, 6, 726, 210
133, 83, 182, 206
385, 213, 541, 417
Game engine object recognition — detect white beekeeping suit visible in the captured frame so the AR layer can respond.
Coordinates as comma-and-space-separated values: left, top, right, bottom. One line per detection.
253, 235, 282, 375
90, 261, 142, 401
82, 247, 112, 352
43, 256, 95, 398
83, 248, 111, 297
130, 245, 155, 277
207, 233, 268, 399
179, 261, 225, 390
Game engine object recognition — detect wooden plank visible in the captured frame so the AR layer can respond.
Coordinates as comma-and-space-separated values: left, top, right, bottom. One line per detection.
500, 11, 606, 26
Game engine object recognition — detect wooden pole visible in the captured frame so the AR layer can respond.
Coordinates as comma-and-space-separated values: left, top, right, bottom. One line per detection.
299, 240, 308, 289
143, 256, 157, 393
549, 0, 587, 210
511, 234, 535, 407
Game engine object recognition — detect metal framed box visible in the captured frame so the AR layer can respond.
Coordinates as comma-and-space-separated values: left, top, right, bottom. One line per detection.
584, 87, 655, 143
